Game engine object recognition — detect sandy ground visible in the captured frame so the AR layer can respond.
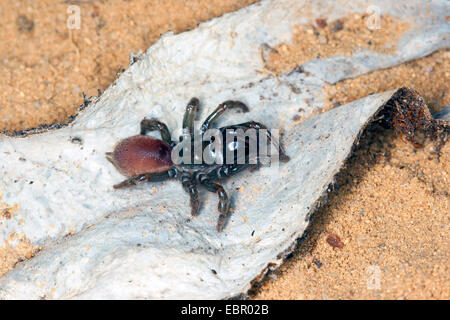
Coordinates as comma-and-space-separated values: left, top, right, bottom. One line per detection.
0, 1, 448, 299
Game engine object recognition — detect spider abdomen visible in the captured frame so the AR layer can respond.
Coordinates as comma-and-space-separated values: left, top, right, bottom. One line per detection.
107, 135, 173, 177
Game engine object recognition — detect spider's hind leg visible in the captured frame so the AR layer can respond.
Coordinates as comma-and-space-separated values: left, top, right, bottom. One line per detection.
140, 119, 173, 146
200, 179, 230, 232
181, 177, 200, 217
181, 98, 200, 139
113, 171, 170, 189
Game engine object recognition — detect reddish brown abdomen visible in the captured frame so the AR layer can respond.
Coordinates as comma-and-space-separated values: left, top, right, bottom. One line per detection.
110, 135, 173, 176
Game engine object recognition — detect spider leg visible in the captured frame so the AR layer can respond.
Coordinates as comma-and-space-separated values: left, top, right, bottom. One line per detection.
113, 171, 170, 189
200, 179, 230, 232
181, 177, 200, 216
181, 97, 200, 139
200, 100, 249, 134
207, 163, 252, 180
225, 121, 290, 162
140, 119, 174, 146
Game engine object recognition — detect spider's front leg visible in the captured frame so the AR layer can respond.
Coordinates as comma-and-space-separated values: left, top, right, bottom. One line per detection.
181, 177, 200, 216
229, 121, 290, 162
113, 171, 170, 189
200, 179, 230, 232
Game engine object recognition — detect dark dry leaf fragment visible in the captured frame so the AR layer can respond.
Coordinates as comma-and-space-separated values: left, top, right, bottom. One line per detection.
326, 233, 344, 249
316, 18, 328, 28
17, 15, 34, 32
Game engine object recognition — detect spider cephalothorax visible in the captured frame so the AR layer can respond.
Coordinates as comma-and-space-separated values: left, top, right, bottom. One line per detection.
106, 98, 289, 231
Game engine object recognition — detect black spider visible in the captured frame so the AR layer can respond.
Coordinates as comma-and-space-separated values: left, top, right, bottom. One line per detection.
106, 98, 289, 231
